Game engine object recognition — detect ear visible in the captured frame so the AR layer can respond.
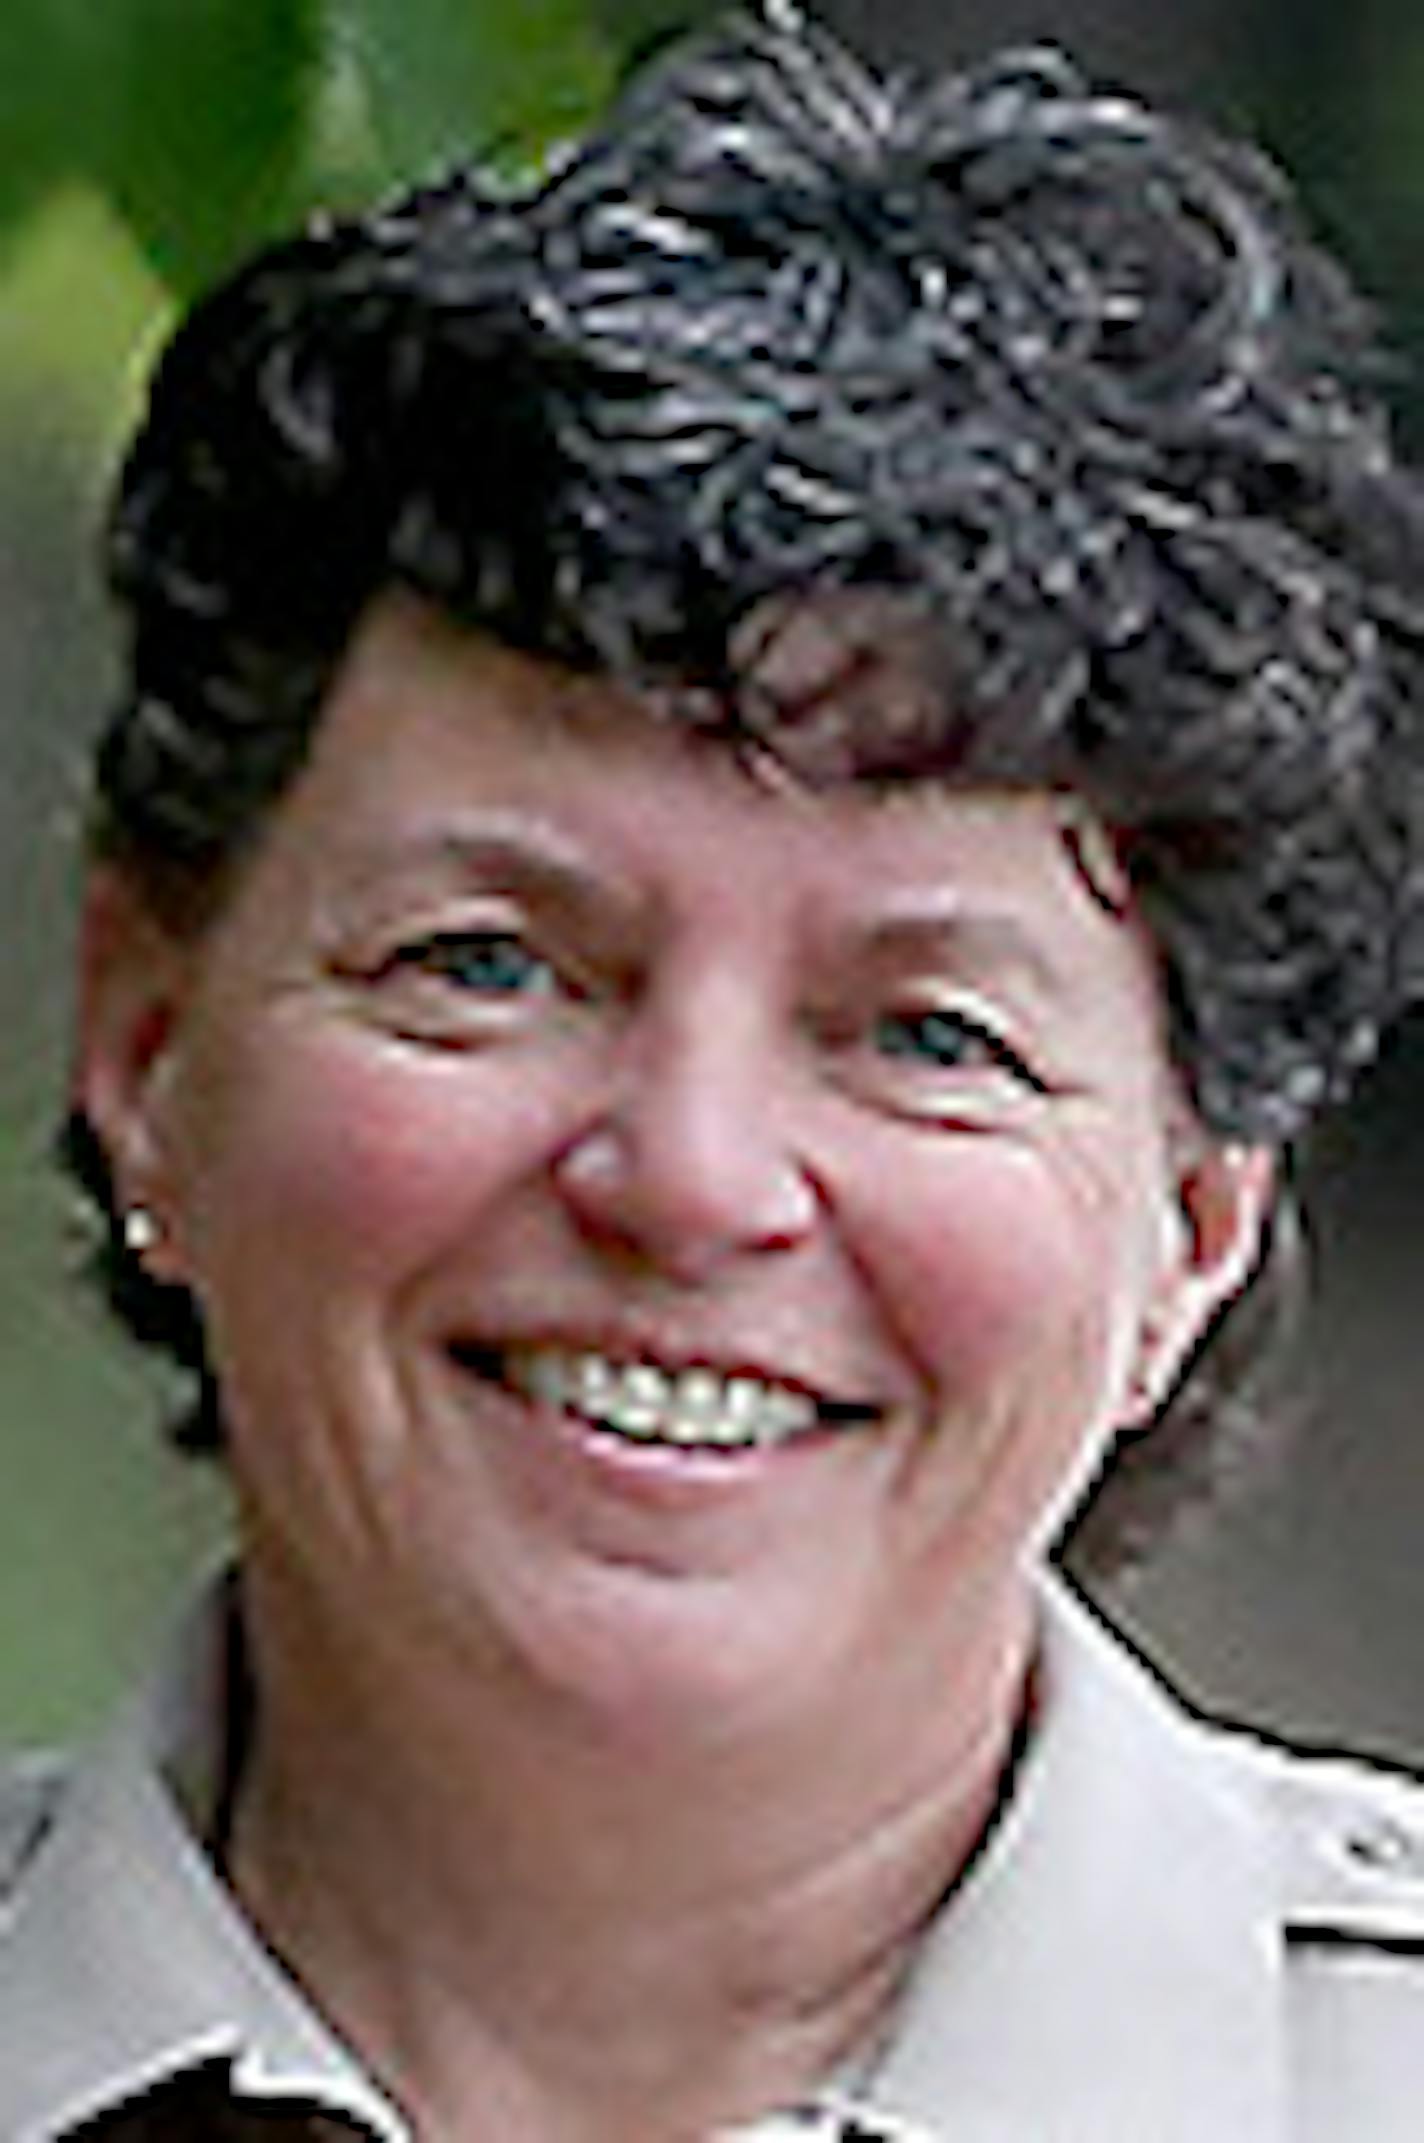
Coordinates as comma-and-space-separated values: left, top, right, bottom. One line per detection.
72, 867, 194, 1281
1129, 1141, 1277, 1425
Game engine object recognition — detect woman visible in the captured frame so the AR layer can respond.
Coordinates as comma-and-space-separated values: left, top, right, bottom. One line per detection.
5, 7, 1424, 2138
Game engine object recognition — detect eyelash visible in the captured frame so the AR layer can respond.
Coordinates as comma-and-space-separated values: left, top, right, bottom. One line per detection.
384, 928, 560, 997
369, 932, 1050, 1097
873, 1005, 1049, 1094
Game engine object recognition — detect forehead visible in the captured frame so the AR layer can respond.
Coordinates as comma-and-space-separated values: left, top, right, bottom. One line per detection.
260, 593, 1145, 982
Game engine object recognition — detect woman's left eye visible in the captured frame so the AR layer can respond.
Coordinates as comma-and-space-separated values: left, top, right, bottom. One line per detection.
873, 1006, 1048, 1093
389, 929, 558, 996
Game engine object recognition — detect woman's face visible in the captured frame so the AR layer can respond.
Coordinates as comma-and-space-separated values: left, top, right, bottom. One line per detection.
85, 595, 1268, 1738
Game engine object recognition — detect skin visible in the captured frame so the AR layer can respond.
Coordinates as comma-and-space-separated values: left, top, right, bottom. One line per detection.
79, 592, 1272, 2142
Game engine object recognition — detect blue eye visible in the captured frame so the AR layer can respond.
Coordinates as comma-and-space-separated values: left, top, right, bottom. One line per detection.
392, 930, 555, 996
875, 1007, 1047, 1092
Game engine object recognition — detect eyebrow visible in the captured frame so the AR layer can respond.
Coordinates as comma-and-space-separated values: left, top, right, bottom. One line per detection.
326, 821, 1074, 1000
860, 900, 1071, 1002
329, 819, 632, 917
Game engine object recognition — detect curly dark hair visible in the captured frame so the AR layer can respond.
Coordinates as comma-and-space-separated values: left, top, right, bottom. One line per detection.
67, 2, 1424, 1501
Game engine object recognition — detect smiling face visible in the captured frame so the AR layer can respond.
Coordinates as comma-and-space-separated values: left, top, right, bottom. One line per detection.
82, 594, 1270, 1743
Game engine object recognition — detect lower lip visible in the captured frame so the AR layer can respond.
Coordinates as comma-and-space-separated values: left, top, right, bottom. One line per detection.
453, 1359, 851, 1507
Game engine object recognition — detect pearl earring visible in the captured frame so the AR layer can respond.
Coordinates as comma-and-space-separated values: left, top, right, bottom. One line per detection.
122, 1207, 160, 1256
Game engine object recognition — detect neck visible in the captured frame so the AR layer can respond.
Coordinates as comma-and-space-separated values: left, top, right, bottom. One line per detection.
228, 1565, 1038, 2143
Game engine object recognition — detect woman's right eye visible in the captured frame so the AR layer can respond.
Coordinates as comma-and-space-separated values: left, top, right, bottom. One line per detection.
386, 928, 558, 998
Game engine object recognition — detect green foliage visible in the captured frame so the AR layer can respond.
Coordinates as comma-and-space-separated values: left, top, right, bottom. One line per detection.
345, 0, 615, 183
88, 0, 321, 294
0, 0, 78, 247
589, 0, 721, 69
0, 0, 622, 299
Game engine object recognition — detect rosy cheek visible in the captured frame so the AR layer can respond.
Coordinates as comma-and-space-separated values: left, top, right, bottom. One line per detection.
177, 1031, 572, 1275
840, 1136, 1108, 1399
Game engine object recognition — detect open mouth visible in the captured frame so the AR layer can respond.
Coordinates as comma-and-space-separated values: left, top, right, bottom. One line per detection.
451, 1343, 882, 1455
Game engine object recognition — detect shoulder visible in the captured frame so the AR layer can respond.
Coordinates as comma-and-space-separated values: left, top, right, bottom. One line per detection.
1213, 1726, 1424, 2138
1221, 1726, 1424, 1943
1065, 1578, 1424, 2135
0, 1751, 70, 1917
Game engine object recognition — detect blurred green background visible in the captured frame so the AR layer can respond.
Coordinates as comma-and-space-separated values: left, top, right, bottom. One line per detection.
5, 0, 1424, 1753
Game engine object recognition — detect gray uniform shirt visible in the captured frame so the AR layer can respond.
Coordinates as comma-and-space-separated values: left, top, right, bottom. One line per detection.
3, 1573, 1422, 2141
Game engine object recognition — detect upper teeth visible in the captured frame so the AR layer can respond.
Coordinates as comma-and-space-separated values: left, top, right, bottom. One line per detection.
508, 1349, 822, 1449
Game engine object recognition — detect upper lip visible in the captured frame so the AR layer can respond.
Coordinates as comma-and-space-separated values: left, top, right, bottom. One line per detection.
446, 1330, 888, 1421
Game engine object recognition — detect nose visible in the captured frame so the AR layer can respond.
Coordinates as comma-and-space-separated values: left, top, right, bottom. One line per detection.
552, 984, 822, 1282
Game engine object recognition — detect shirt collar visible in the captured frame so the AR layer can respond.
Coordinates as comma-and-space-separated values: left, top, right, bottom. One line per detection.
0, 1578, 404, 2141
870, 1576, 1288, 2142
0, 1572, 1287, 2143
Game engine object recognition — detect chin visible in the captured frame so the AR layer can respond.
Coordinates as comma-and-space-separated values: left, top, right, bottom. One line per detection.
475, 1553, 872, 1751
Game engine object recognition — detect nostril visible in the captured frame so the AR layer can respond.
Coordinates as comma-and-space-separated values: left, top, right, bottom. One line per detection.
552, 1106, 820, 1274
